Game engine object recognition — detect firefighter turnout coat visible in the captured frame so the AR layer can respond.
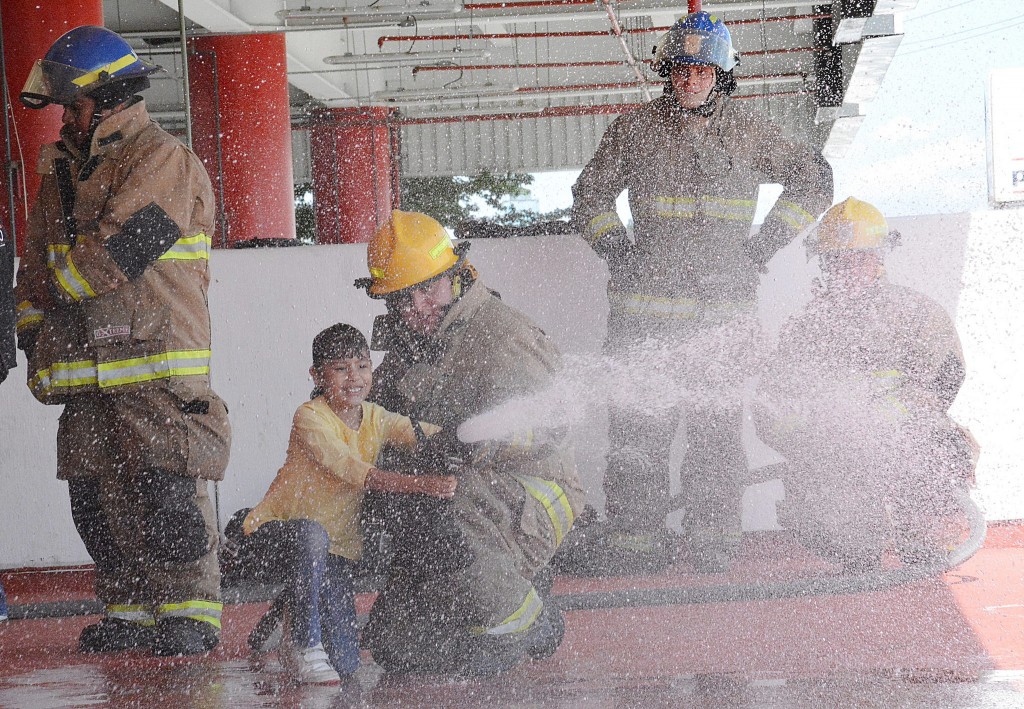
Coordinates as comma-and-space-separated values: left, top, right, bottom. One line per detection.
755, 276, 977, 561
572, 92, 833, 311
368, 278, 582, 649
15, 100, 226, 470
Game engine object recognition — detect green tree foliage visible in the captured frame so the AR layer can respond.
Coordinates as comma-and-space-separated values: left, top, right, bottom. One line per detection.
401, 170, 570, 229
293, 171, 569, 243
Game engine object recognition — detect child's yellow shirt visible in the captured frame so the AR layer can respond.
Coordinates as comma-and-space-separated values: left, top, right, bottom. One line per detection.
243, 397, 435, 560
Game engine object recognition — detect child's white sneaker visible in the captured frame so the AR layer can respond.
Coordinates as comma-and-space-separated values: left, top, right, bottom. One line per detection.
281, 641, 342, 685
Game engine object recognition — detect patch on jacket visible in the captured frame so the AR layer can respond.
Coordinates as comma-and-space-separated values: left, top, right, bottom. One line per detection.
93, 325, 131, 340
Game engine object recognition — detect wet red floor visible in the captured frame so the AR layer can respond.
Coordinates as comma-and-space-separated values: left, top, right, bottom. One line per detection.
2, 528, 1023, 707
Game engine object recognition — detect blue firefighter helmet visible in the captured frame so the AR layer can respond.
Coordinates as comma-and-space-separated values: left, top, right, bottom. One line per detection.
652, 11, 739, 78
21, 26, 161, 109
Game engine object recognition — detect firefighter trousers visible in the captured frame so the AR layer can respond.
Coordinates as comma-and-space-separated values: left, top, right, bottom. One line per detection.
58, 388, 229, 625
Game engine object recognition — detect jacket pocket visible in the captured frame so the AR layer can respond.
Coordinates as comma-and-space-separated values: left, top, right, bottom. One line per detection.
179, 393, 232, 481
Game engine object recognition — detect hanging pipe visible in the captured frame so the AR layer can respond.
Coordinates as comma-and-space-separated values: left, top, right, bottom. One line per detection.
600, 0, 651, 102
376, 13, 830, 47
0, 1, 18, 252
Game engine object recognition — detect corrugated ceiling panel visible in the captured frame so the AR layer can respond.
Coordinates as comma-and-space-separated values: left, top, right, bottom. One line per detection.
400, 113, 619, 177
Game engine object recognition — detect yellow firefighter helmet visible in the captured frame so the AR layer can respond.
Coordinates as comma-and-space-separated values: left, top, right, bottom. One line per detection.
365, 210, 460, 297
811, 197, 890, 253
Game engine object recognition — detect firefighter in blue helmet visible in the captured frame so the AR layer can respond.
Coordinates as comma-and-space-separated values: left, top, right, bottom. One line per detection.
16, 26, 230, 656
566, 12, 834, 574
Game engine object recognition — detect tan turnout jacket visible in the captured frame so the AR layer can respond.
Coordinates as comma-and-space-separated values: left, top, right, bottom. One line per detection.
572, 93, 833, 307
15, 99, 218, 404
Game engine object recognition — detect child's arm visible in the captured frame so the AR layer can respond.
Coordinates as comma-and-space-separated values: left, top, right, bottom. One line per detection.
365, 468, 457, 498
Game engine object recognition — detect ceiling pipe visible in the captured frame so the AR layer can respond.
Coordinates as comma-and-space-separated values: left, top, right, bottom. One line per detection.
600, 0, 652, 102
395, 90, 803, 124
376, 12, 831, 48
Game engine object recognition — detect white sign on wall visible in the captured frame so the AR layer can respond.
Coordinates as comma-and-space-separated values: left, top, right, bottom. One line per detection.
986, 67, 1024, 206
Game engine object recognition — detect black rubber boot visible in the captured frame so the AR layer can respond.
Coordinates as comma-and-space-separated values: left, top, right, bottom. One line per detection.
151, 617, 219, 656
525, 604, 566, 661
79, 618, 155, 653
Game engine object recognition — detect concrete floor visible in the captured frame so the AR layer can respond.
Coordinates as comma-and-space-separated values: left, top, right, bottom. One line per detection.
2, 531, 1023, 708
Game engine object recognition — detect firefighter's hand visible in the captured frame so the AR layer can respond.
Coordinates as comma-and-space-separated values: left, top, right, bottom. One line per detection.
416, 474, 458, 499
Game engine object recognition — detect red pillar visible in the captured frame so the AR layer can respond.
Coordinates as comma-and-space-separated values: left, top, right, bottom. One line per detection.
310, 107, 398, 245
0, 0, 103, 254
188, 33, 295, 247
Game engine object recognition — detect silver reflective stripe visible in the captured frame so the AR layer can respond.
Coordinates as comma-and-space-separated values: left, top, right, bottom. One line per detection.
653, 196, 757, 222
479, 587, 543, 635
106, 604, 155, 626
53, 252, 97, 301
156, 600, 223, 629
654, 196, 697, 218
609, 292, 754, 321
515, 474, 575, 546
703, 196, 758, 222
772, 200, 816, 230
47, 243, 70, 267
97, 349, 211, 388
609, 292, 700, 319
16, 301, 44, 331
159, 232, 211, 261
585, 212, 622, 244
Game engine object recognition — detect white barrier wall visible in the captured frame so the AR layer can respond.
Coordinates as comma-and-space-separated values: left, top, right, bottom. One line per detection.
1, 209, 1021, 568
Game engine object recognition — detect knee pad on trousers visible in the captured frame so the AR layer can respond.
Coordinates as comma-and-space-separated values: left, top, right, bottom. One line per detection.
68, 479, 122, 571
136, 470, 211, 564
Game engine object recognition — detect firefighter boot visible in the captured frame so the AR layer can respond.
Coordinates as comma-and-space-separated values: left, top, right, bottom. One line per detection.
525, 603, 565, 661
152, 618, 219, 656
79, 619, 155, 653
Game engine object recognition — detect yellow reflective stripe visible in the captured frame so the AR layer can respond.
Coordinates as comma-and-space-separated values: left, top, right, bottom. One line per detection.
515, 474, 575, 546
772, 200, 816, 230
106, 604, 156, 626
872, 369, 904, 380
16, 301, 44, 331
30, 359, 100, 397
156, 600, 223, 629
585, 212, 622, 244
508, 428, 534, 450
51, 359, 99, 388
608, 292, 754, 320
54, 252, 97, 301
71, 53, 138, 88
369, 266, 385, 278
158, 232, 211, 261
654, 196, 697, 218
474, 588, 542, 635
654, 195, 756, 222
609, 291, 700, 319
47, 243, 71, 268
429, 234, 452, 260
702, 196, 758, 222
97, 349, 211, 388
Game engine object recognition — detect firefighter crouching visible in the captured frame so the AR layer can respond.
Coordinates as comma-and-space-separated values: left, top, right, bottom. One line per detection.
754, 198, 979, 572
567, 11, 834, 574
356, 211, 584, 676
15, 26, 230, 656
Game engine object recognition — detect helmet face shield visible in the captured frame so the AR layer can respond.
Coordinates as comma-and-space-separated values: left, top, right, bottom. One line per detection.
653, 12, 739, 77
20, 59, 87, 108
657, 29, 737, 72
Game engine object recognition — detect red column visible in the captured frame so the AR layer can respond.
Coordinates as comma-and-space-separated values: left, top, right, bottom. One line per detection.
310, 107, 398, 245
0, 0, 103, 254
188, 33, 295, 247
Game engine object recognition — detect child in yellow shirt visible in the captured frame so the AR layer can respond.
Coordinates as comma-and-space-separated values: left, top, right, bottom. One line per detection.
243, 323, 455, 684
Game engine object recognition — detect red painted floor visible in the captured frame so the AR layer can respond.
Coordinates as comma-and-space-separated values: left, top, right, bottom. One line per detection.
2, 528, 1023, 707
